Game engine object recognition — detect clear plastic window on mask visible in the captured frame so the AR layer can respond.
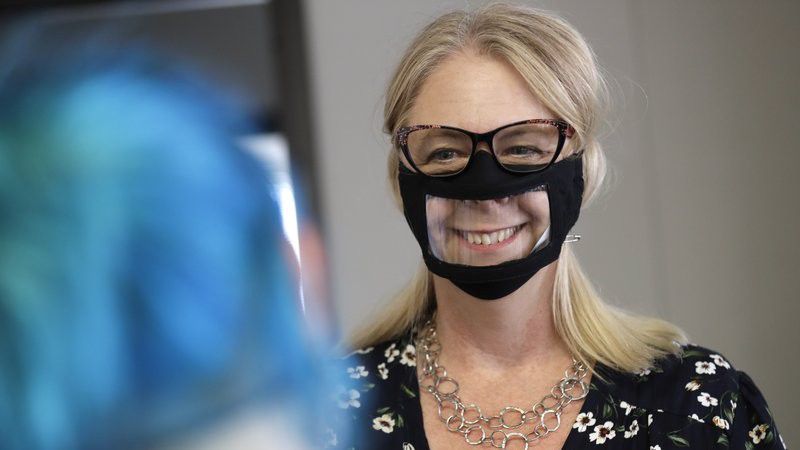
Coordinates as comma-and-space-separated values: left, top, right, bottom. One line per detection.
425, 185, 551, 267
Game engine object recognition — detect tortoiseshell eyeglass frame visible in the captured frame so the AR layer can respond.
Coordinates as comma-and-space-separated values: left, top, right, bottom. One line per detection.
394, 118, 576, 178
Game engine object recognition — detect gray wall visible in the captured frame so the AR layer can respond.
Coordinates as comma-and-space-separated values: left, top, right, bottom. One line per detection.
303, 0, 800, 444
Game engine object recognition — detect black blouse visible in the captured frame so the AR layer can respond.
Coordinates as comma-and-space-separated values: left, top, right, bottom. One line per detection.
326, 330, 785, 450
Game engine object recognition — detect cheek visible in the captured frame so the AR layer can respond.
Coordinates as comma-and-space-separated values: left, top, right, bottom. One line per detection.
559, 138, 579, 160
518, 192, 550, 221
396, 149, 416, 172
425, 197, 455, 225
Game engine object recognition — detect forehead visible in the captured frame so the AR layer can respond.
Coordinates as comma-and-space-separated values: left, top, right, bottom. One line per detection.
407, 51, 553, 133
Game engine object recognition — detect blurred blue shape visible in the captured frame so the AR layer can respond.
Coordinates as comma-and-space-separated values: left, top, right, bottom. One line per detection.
0, 32, 339, 450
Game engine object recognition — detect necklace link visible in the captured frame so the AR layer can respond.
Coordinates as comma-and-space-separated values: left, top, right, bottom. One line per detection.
415, 318, 589, 446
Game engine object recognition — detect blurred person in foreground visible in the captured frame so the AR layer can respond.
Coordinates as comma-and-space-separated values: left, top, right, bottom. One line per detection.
0, 40, 341, 450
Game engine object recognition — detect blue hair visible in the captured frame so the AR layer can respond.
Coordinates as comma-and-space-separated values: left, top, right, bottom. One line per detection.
0, 41, 332, 449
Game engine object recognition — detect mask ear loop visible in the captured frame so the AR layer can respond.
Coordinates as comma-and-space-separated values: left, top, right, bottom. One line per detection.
565, 234, 582, 243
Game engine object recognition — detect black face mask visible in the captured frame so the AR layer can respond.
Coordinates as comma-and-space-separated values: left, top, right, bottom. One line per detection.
398, 150, 584, 300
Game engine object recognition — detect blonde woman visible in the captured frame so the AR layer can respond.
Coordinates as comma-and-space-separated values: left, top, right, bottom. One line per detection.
332, 4, 783, 450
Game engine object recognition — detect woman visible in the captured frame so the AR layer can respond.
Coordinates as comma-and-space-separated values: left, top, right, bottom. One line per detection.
334, 4, 784, 450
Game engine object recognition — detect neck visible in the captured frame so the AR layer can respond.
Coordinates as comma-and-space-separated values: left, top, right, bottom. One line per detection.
430, 260, 571, 370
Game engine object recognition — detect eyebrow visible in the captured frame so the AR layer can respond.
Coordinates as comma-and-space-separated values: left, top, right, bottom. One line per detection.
496, 126, 539, 139
415, 128, 467, 143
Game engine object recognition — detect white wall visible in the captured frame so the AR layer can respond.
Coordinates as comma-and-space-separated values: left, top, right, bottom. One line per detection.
303, 1, 800, 444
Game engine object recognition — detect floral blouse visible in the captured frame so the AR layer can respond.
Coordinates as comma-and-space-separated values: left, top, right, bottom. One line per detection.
325, 330, 786, 450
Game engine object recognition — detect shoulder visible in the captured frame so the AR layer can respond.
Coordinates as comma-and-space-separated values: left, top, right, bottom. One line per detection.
328, 335, 420, 448
341, 335, 419, 382
622, 344, 741, 420
598, 344, 785, 448
340, 335, 420, 403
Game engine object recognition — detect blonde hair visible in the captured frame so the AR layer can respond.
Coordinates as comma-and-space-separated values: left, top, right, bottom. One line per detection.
350, 3, 687, 375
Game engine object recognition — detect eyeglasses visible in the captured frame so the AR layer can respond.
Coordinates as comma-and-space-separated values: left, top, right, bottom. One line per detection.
395, 119, 575, 177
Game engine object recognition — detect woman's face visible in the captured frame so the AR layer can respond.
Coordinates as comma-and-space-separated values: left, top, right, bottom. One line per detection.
406, 51, 557, 267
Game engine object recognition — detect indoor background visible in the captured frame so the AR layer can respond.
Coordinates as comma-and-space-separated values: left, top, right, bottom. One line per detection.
0, 0, 797, 446
305, 2, 799, 445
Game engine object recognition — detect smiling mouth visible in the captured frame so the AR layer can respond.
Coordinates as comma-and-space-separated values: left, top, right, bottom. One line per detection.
452, 223, 526, 246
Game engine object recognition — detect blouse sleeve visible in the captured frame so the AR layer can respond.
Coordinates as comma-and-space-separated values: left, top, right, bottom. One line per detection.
728, 370, 786, 449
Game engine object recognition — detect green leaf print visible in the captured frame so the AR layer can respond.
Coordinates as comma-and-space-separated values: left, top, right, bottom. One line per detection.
396, 413, 405, 428
745, 441, 755, 450
602, 403, 614, 420
682, 350, 709, 358
766, 430, 774, 444
361, 383, 375, 392
401, 384, 417, 398
667, 432, 690, 447
717, 433, 729, 447
724, 408, 734, 424
377, 406, 391, 414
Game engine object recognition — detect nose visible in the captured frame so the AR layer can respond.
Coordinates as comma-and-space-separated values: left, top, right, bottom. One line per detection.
475, 141, 492, 155
463, 196, 511, 208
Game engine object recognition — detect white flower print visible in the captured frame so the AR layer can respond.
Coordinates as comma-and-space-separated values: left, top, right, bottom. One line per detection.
620, 400, 636, 416
685, 380, 701, 391
697, 392, 719, 407
347, 365, 368, 379
730, 399, 737, 412
695, 360, 717, 375
336, 387, 361, 409
354, 346, 374, 354
689, 413, 705, 423
399, 344, 417, 367
372, 413, 396, 433
637, 367, 652, 377
648, 414, 653, 426
624, 419, 639, 439
749, 424, 769, 444
385, 343, 400, 363
650, 446, 661, 450
589, 421, 616, 444
377, 362, 389, 380
712, 416, 730, 430
710, 353, 731, 369
402, 443, 415, 450
573, 412, 596, 432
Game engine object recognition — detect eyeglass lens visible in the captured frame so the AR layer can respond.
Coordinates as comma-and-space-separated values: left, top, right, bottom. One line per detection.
405, 122, 561, 176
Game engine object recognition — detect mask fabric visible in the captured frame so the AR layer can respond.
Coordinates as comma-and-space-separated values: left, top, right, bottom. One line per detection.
398, 151, 584, 300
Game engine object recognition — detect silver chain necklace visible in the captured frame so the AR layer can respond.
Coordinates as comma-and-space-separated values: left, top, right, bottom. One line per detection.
415, 317, 590, 449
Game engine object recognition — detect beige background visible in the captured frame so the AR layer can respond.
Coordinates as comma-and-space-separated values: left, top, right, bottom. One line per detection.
303, 0, 799, 445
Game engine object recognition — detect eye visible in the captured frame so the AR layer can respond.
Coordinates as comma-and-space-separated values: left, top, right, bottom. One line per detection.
505, 146, 544, 157
428, 148, 460, 162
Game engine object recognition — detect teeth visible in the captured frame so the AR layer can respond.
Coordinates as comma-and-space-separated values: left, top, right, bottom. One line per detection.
462, 225, 520, 246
